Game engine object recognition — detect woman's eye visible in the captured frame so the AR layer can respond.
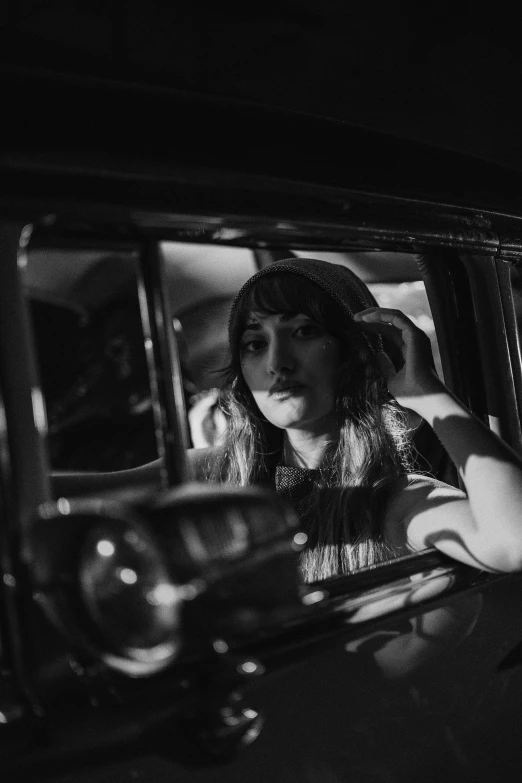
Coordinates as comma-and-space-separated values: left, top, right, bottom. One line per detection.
240, 339, 266, 354
295, 323, 321, 338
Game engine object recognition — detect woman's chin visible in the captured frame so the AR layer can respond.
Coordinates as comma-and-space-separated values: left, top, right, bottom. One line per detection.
268, 414, 325, 432
263, 404, 336, 433
264, 414, 306, 431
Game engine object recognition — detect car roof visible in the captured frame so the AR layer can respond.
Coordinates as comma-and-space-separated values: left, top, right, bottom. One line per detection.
1, 6, 522, 178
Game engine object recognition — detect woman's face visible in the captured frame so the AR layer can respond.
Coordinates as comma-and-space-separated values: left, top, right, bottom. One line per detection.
239, 311, 341, 432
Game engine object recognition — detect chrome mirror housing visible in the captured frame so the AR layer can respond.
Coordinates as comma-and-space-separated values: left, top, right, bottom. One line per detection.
31, 484, 305, 677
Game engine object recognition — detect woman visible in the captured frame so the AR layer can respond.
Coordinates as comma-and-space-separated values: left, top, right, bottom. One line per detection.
197, 257, 522, 581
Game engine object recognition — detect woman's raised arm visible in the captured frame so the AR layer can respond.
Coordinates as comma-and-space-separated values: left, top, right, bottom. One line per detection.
355, 307, 522, 573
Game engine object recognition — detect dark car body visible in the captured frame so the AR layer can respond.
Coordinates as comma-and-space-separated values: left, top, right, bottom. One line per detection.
3, 39, 522, 783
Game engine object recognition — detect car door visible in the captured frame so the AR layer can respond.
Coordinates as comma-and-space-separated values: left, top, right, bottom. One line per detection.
3, 72, 522, 783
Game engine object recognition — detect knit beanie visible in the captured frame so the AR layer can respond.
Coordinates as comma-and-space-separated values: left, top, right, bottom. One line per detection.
228, 257, 382, 354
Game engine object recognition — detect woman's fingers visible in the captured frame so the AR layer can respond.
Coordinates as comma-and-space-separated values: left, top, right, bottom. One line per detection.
354, 308, 429, 357
354, 308, 416, 340
354, 308, 437, 406
355, 307, 412, 321
354, 308, 417, 356
356, 319, 405, 349
375, 351, 396, 383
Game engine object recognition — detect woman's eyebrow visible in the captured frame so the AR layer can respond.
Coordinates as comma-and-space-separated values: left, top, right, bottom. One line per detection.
280, 312, 307, 322
242, 312, 308, 331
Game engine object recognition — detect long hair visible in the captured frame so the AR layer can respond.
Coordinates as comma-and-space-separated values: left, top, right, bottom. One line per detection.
209, 273, 414, 582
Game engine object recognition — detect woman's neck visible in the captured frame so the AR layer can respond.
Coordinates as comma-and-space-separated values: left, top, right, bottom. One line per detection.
282, 428, 337, 469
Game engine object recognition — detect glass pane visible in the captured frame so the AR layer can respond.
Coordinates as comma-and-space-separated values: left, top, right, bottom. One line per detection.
161, 241, 257, 449
162, 241, 257, 393
25, 249, 158, 471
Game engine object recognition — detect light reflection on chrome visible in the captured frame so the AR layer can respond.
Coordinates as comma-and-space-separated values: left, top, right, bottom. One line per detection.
336, 568, 456, 625
96, 540, 115, 557
146, 583, 180, 606
118, 567, 138, 585
302, 589, 327, 606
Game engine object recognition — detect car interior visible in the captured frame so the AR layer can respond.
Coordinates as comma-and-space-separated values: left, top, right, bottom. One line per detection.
26, 244, 453, 482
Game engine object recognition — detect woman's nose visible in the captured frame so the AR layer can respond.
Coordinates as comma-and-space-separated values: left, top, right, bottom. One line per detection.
266, 339, 295, 375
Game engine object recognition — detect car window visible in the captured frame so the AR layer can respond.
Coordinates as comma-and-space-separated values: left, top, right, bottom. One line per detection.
24, 249, 159, 472
162, 242, 257, 394
26, 242, 446, 489
163, 245, 449, 488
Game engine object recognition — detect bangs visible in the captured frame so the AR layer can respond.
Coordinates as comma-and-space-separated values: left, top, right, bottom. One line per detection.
231, 273, 347, 346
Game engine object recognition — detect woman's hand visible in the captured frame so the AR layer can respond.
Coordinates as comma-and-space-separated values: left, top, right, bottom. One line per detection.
353, 307, 442, 410
188, 388, 227, 449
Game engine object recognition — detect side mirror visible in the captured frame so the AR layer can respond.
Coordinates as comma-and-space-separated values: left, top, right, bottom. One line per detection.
31, 483, 306, 677
0, 483, 304, 770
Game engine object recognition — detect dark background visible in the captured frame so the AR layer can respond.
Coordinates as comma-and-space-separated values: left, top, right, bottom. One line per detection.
1, 1, 521, 173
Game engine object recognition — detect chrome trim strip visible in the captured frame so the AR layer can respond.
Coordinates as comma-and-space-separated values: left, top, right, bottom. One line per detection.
0, 219, 49, 717
0, 221, 51, 543
461, 254, 522, 452
137, 240, 189, 487
226, 550, 500, 669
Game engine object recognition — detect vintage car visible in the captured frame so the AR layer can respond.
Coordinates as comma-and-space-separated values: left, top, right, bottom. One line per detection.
3, 54, 522, 783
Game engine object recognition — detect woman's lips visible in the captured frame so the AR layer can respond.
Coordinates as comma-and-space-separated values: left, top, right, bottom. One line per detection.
269, 384, 305, 399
